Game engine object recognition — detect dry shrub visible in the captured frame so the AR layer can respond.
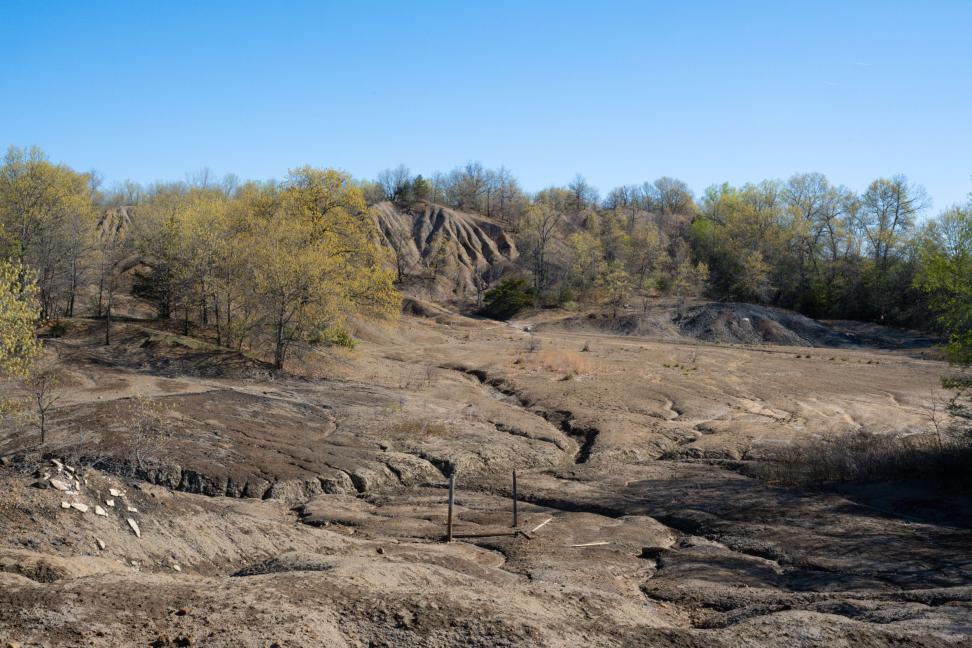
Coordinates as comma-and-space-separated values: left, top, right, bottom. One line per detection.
747, 429, 972, 491
535, 350, 593, 376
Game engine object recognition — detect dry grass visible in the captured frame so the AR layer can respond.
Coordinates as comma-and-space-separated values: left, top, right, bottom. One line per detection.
747, 429, 972, 491
534, 350, 594, 376
393, 419, 449, 438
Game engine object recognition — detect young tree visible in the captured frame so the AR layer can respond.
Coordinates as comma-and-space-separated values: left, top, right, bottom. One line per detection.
599, 262, 632, 318
97, 208, 130, 345
23, 360, 62, 444
520, 203, 563, 303
248, 168, 399, 369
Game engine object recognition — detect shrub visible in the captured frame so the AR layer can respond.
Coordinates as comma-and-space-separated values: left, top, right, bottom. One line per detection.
311, 324, 356, 349
480, 278, 534, 320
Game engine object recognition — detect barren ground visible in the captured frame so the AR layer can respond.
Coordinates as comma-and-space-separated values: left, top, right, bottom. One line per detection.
1, 301, 969, 647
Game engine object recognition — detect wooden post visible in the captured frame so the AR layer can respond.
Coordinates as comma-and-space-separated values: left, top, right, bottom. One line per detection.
446, 470, 456, 542
512, 469, 518, 528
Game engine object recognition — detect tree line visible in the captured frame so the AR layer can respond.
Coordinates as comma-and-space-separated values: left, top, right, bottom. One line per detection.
1, 146, 970, 372
0, 146, 398, 370
371, 163, 968, 332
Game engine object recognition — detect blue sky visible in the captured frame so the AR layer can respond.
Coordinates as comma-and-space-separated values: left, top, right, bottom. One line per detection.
1, 1, 970, 209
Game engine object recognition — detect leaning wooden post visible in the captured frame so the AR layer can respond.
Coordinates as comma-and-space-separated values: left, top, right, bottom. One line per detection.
446, 470, 456, 542
512, 469, 518, 528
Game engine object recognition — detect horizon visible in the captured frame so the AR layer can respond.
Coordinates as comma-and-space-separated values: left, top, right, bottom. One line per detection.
2, 1, 971, 209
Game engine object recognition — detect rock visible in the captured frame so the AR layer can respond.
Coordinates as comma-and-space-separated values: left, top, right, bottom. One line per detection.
106, 498, 115, 507
94, 505, 108, 517
640, 546, 668, 560
70, 502, 89, 513
30, 480, 49, 489
172, 563, 182, 572
145, 464, 183, 489
318, 469, 355, 495
7, 640, 23, 648
49, 477, 72, 491
175, 607, 189, 616
51, 458, 63, 471
242, 477, 271, 499
65, 464, 75, 473
109, 488, 124, 498
96, 538, 106, 550
127, 506, 138, 513
126, 517, 141, 538
60, 501, 70, 509
376, 547, 385, 555
266, 478, 323, 506
178, 468, 225, 496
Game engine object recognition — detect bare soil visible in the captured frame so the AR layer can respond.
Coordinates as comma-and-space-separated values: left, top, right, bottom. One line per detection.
1, 301, 969, 647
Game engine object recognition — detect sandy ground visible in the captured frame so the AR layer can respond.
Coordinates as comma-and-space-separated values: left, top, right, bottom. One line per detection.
0, 304, 969, 647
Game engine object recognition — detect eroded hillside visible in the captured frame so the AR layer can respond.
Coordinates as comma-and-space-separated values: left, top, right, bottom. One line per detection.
1, 300, 969, 647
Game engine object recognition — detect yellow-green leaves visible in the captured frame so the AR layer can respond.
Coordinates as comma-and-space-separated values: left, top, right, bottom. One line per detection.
0, 259, 40, 377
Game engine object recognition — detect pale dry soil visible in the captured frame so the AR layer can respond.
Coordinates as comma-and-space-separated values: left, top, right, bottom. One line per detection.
0, 306, 969, 647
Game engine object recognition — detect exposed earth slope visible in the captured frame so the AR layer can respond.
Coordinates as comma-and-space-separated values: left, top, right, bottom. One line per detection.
372, 201, 517, 300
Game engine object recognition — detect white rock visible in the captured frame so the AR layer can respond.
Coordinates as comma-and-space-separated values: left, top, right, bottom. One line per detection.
49, 478, 72, 491
51, 458, 63, 470
126, 506, 138, 513
105, 499, 115, 507
65, 465, 75, 473
60, 501, 70, 509
70, 502, 89, 513
109, 488, 124, 498
126, 517, 141, 538
94, 505, 107, 517
171, 563, 181, 572
96, 538, 106, 551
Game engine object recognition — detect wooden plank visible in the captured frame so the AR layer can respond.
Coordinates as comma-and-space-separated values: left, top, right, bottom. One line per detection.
529, 517, 553, 534
446, 471, 456, 542
512, 469, 518, 528
566, 541, 610, 547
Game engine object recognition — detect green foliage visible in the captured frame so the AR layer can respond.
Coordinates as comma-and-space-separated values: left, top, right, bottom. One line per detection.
311, 324, 357, 349
916, 205, 972, 365
0, 259, 40, 378
481, 278, 534, 320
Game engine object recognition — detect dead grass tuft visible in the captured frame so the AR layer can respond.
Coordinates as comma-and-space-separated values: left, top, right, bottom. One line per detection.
535, 350, 593, 376
393, 419, 449, 437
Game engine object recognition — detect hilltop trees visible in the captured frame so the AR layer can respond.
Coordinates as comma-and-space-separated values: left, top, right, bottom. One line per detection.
0, 143, 963, 358
130, 168, 399, 369
0, 146, 99, 319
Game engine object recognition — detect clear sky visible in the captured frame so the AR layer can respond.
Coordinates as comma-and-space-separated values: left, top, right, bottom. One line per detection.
2, 0, 970, 209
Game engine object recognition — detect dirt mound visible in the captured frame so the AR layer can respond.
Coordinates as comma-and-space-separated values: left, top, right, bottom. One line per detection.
539, 302, 860, 348
58, 320, 273, 378
373, 202, 517, 299
677, 303, 857, 347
